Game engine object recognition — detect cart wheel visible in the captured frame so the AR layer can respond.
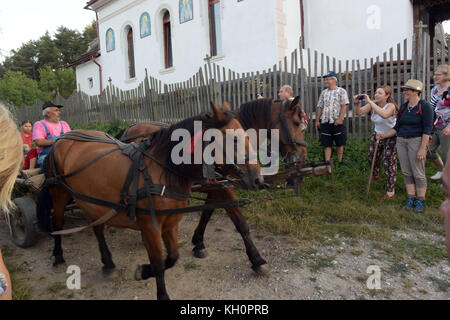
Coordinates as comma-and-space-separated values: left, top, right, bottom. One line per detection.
10, 197, 39, 248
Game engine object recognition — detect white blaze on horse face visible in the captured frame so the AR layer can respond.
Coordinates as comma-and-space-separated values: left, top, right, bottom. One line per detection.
171, 128, 192, 165
259, 129, 280, 176
203, 128, 223, 165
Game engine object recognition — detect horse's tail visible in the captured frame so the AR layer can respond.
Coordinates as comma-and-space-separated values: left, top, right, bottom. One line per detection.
36, 155, 53, 233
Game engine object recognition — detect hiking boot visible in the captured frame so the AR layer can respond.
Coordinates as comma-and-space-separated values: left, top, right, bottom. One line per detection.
431, 171, 443, 180
402, 197, 415, 211
413, 199, 426, 214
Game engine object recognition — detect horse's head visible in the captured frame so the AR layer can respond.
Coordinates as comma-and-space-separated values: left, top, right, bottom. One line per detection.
271, 97, 308, 164
206, 101, 263, 190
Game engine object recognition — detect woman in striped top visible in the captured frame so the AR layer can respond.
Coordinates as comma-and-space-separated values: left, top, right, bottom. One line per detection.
428, 64, 450, 180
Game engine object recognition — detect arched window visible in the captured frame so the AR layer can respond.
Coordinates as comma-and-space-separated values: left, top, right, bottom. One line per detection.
127, 28, 136, 78
163, 11, 173, 68
208, 0, 222, 56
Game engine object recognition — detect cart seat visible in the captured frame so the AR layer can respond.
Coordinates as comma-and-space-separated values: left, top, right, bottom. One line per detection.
21, 168, 41, 178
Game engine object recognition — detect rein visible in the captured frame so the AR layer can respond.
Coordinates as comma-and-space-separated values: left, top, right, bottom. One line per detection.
45, 125, 252, 234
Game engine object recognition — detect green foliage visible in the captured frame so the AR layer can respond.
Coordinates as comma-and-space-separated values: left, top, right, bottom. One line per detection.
38, 66, 58, 100
37, 32, 61, 71
56, 68, 76, 98
0, 70, 41, 106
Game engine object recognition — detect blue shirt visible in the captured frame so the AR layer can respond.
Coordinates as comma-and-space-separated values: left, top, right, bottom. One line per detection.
394, 100, 433, 137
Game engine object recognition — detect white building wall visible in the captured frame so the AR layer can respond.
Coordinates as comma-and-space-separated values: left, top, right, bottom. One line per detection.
85, 0, 284, 93
76, 60, 102, 96
303, 0, 414, 63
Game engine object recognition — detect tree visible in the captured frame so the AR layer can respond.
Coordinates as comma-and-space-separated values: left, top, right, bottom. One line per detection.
38, 66, 58, 101
2, 41, 40, 80
0, 71, 41, 106
37, 32, 61, 71
56, 68, 76, 98
83, 20, 98, 44
54, 26, 86, 67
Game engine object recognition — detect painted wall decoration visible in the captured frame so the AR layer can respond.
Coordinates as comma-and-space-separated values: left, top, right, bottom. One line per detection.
140, 12, 151, 38
106, 28, 115, 52
179, 0, 193, 24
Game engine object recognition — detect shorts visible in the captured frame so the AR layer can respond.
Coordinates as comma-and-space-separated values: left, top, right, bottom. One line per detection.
320, 122, 347, 147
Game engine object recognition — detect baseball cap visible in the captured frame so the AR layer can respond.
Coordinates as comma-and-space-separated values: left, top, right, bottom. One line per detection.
42, 101, 64, 110
323, 71, 338, 79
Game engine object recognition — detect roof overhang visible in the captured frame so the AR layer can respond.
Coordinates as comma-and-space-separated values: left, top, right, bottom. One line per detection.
84, 0, 111, 11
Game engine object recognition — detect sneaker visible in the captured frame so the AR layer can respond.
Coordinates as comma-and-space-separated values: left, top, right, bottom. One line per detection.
413, 199, 425, 214
402, 197, 415, 211
431, 171, 443, 180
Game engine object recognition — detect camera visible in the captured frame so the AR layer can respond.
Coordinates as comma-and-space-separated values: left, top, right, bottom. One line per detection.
358, 95, 365, 100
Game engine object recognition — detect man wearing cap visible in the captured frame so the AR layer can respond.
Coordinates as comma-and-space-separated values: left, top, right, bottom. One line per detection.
377, 80, 433, 214
315, 71, 349, 165
33, 101, 71, 170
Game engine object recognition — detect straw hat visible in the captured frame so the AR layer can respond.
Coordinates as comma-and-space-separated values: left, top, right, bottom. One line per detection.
400, 79, 424, 93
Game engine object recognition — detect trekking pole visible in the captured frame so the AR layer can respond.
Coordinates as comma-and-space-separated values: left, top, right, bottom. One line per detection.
366, 138, 380, 200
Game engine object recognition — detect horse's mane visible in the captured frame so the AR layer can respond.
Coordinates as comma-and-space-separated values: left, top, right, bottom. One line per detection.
237, 98, 274, 130
146, 111, 235, 188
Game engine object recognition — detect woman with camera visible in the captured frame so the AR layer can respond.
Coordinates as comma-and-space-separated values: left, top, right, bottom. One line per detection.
354, 86, 398, 199
427, 64, 450, 180
377, 80, 433, 214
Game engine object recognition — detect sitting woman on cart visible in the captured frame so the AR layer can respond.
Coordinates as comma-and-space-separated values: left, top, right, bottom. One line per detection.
19, 120, 38, 170
0, 102, 24, 300
32, 101, 71, 172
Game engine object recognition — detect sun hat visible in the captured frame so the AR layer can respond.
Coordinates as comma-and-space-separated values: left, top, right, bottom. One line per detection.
400, 79, 424, 93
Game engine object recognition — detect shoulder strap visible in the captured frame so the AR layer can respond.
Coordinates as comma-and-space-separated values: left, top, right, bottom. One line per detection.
40, 121, 51, 137
59, 122, 64, 135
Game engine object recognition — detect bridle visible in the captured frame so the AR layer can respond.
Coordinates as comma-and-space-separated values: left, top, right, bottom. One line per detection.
270, 99, 308, 150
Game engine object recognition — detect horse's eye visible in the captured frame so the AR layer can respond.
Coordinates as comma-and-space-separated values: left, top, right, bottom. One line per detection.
293, 122, 301, 127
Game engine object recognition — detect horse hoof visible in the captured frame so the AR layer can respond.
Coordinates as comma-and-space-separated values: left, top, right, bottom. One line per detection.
102, 267, 117, 278
134, 265, 143, 281
158, 294, 170, 300
53, 256, 66, 267
253, 264, 270, 277
193, 249, 208, 259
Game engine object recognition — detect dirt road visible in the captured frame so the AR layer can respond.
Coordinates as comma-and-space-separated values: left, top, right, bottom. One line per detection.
0, 211, 449, 300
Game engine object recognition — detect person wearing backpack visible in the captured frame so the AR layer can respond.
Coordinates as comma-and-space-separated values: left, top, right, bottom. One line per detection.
377, 80, 433, 214
427, 65, 450, 180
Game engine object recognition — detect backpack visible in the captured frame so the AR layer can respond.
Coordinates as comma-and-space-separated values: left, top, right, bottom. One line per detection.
397, 100, 424, 119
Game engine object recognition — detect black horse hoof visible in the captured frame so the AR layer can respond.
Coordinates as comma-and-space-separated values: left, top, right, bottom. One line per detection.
134, 265, 143, 281
102, 266, 117, 278
193, 249, 208, 259
53, 256, 65, 267
158, 294, 170, 300
253, 264, 270, 277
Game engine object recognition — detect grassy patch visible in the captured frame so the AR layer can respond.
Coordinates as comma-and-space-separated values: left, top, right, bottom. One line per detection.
236, 137, 446, 264
183, 261, 200, 271
308, 255, 336, 272
2, 248, 32, 300
46, 282, 66, 295
427, 276, 450, 292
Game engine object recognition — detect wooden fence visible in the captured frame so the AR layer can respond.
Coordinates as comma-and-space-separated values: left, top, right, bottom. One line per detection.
11, 27, 450, 139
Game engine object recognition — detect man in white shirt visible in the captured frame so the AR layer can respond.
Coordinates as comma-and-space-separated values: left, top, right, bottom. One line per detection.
315, 71, 349, 165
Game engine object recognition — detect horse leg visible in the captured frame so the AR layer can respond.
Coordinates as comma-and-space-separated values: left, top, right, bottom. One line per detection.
191, 191, 216, 258
225, 206, 267, 272
162, 225, 179, 270
51, 188, 71, 267
135, 227, 169, 300
93, 224, 116, 275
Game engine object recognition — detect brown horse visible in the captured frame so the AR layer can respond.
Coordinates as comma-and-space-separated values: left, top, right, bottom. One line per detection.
36, 103, 262, 300
118, 97, 307, 273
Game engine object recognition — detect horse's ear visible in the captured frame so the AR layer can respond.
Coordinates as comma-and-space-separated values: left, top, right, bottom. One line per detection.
210, 101, 228, 122
222, 101, 231, 111
288, 96, 301, 112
